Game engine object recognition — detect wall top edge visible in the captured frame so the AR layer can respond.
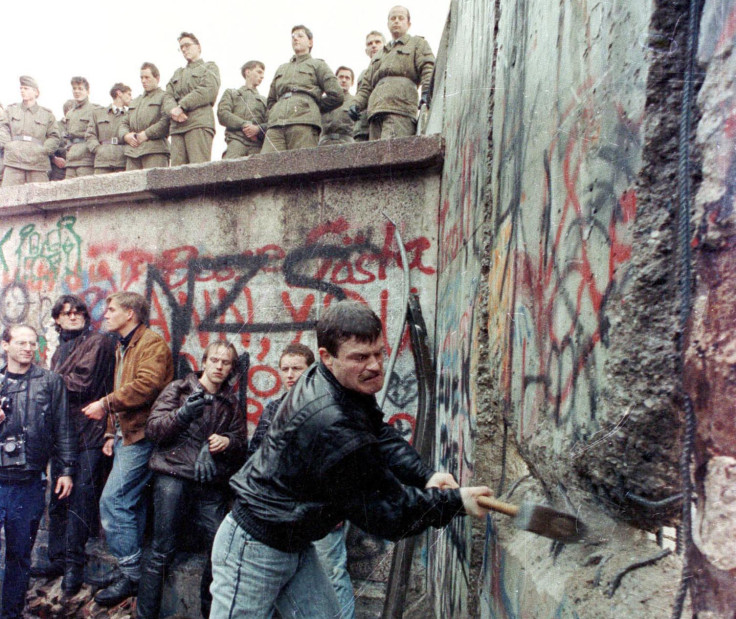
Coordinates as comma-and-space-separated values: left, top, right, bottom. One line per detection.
0, 135, 445, 214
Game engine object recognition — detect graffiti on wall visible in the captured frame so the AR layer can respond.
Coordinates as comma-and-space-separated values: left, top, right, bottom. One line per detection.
0, 214, 434, 439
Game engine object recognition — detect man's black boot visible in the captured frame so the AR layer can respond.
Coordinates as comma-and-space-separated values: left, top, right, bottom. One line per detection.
30, 561, 64, 579
62, 564, 84, 595
93, 575, 138, 607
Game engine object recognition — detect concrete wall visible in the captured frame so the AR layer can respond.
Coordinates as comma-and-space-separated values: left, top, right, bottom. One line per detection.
427, 0, 706, 616
686, 0, 736, 612
0, 140, 441, 442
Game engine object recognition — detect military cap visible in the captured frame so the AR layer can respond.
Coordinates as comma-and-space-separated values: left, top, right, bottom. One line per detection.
19, 75, 40, 91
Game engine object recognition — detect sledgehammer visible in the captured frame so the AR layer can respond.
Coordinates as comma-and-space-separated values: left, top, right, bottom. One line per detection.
477, 496, 586, 543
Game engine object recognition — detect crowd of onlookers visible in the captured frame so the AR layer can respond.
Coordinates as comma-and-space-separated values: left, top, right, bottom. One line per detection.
0, 5, 435, 188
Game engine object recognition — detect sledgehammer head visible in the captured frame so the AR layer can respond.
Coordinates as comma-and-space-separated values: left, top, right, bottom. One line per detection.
515, 502, 587, 543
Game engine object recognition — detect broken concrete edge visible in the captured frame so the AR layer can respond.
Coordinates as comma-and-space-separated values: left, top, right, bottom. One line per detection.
0, 135, 445, 215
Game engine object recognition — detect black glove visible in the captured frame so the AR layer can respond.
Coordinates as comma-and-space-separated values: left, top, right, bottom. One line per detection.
348, 104, 361, 121
194, 441, 217, 483
419, 92, 430, 109
175, 391, 206, 425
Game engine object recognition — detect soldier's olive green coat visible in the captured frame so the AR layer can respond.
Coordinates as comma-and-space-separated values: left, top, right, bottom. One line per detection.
163, 58, 220, 135
266, 54, 343, 129
0, 102, 60, 172
86, 105, 127, 169
119, 88, 170, 158
354, 34, 435, 120
320, 93, 355, 139
63, 99, 98, 168
353, 69, 371, 139
217, 86, 267, 149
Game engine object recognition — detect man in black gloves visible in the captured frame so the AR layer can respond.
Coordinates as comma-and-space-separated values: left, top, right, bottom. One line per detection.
138, 341, 247, 619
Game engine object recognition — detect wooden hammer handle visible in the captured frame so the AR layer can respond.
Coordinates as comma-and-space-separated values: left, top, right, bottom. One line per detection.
477, 495, 520, 518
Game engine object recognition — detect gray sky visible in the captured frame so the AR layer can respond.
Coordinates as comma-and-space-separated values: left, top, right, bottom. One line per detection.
1, 1, 448, 149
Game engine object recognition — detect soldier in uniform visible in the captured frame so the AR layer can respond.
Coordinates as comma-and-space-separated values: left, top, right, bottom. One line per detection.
350, 6, 435, 140
49, 100, 74, 181
61, 77, 98, 178
86, 83, 131, 175
353, 31, 385, 142
163, 32, 220, 166
0, 76, 60, 187
120, 62, 170, 170
217, 60, 268, 158
261, 25, 343, 153
319, 67, 356, 147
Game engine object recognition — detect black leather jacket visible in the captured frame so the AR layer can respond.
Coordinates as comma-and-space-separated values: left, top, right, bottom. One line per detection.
231, 362, 464, 552
0, 364, 77, 482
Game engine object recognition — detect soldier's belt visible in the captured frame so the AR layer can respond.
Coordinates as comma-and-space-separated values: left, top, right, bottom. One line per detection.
101, 138, 121, 145
376, 76, 417, 88
69, 137, 86, 144
279, 90, 314, 101
11, 135, 43, 145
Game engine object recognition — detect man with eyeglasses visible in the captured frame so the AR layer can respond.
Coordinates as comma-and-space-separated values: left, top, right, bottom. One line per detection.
30, 295, 116, 595
163, 32, 220, 165
0, 324, 76, 618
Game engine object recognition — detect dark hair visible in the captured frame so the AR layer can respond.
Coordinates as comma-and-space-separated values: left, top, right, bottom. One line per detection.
106, 291, 149, 324
70, 76, 90, 90
110, 82, 131, 99
336, 66, 354, 82
51, 294, 90, 328
2, 324, 38, 344
291, 25, 313, 49
140, 62, 160, 79
241, 60, 265, 78
279, 343, 315, 367
316, 301, 382, 356
178, 32, 200, 45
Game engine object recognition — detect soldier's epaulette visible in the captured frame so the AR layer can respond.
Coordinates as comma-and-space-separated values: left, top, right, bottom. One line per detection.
38, 105, 54, 114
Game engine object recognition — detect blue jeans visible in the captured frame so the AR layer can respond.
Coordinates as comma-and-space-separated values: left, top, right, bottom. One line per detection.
0, 477, 46, 619
313, 525, 355, 619
209, 513, 341, 618
99, 436, 153, 581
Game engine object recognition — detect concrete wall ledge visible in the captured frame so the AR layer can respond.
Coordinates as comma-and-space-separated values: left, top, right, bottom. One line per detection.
0, 135, 444, 215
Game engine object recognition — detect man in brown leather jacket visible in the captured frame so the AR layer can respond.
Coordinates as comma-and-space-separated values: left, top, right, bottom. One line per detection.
0, 76, 60, 187
121, 62, 170, 170
137, 341, 247, 619
163, 32, 220, 165
261, 25, 343, 153
82, 292, 173, 607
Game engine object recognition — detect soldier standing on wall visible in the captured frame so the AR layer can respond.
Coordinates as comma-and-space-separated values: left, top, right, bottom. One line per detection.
218, 60, 268, 158
60, 77, 98, 179
121, 62, 171, 171
261, 25, 344, 153
349, 6, 435, 140
0, 77, 61, 187
163, 32, 221, 166
86, 83, 131, 175
319, 67, 357, 147
353, 31, 386, 142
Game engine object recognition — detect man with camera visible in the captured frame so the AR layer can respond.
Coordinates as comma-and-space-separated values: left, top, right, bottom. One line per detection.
0, 324, 76, 619
81, 292, 174, 607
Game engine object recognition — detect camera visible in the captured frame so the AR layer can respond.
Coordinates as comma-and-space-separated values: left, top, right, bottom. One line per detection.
0, 434, 27, 468
203, 394, 214, 404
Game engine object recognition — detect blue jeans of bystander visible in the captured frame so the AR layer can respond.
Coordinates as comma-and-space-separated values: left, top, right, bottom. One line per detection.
0, 476, 46, 619
209, 513, 341, 618
98, 435, 153, 581
313, 524, 355, 619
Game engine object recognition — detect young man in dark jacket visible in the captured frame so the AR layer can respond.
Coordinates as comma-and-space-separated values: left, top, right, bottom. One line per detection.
0, 324, 76, 618
30, 295, 116, 594
210, 301, 492, 617
137, 341, 247, 619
